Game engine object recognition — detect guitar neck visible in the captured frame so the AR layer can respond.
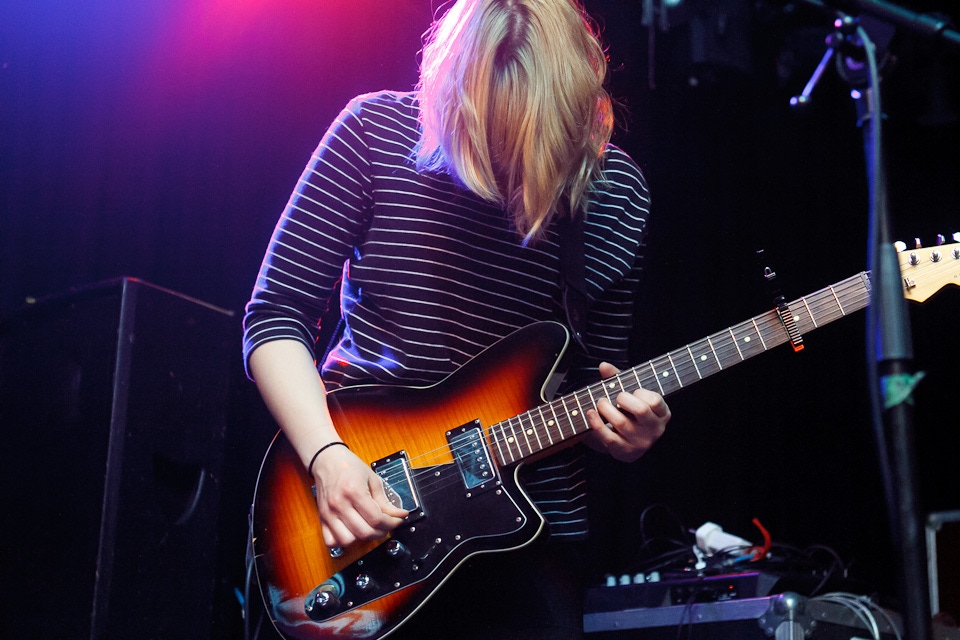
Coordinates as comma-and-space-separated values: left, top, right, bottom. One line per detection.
490, 271, 872, 466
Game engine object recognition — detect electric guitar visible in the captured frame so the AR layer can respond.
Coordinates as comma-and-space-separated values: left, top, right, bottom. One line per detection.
252, 237, 959, 640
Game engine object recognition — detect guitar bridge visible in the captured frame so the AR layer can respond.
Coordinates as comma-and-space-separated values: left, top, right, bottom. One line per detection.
447, 420, 499, 497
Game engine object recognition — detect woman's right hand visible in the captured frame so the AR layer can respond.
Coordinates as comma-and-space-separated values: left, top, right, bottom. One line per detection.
310, 443, 409, 549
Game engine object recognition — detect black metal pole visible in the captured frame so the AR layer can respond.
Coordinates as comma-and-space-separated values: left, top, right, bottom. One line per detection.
857, 68, 933, 640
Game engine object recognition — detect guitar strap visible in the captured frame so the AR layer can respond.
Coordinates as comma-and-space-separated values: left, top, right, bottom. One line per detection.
557, 212, 591, 356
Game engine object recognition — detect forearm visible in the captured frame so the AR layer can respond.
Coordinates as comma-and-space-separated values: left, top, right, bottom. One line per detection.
248, 339, 342, 471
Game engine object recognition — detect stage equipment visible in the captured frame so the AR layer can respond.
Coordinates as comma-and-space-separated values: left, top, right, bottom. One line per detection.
927, 511, 960, 622
583, 572, 960, 639
0, 278, 234, 639
792, 2, 960, 637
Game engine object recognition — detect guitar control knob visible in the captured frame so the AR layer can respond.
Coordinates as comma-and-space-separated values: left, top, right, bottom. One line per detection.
305, 582, 342, 620
355, 573, 376, 592
385, 539, 408, 558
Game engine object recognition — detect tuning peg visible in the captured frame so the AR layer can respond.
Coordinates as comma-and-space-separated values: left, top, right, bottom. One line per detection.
953, 232, 960, 243
915, 237, 923, 249
936, 234, 945, 246
894, 240, 907, 253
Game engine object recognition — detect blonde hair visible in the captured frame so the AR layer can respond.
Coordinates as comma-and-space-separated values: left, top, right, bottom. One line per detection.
417, 0, 614, 241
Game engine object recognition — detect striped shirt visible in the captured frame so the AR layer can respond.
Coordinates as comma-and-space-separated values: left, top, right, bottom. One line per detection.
243, 91, 651, 537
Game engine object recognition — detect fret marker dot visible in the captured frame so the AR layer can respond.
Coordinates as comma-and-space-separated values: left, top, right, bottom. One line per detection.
744, 336, 751, 342
700, 355, 708, 361
571, 410, 579, 417
547, 419, 555, 426
793, 315, 801, 322
607, 382, 616, 389
662, 371, 670, 378
526, 429, 533, 435
507, 437, 515, 444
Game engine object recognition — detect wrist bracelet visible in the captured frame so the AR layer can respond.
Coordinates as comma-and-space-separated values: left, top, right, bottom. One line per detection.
307, 441, 349, 477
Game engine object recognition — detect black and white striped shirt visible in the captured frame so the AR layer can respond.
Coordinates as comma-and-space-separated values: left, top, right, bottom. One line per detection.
243, 91, 651, 537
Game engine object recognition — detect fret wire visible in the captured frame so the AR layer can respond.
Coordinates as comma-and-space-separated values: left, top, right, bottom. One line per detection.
713, 333, 738, 367
688, 341, 717, 377
545, 398, 562, 443
666, 352, 683, 388
706, 336, 723, 370
740, 321, 760, 355
582, 384, 598, 419
790, 301, 810, 331
730, 322, 760, 359
648, 360, 665, 395
750, 318, 768, 350
501, 421, 518, 464
829, 285, 846, 315
515, 413, 533, 455
656, 356, 678, 393
639, 363, 657, 392
557, 396, 574, 440
523, 409, 541, 452
728, 328, 744, 361
570, 388, 587, 435
606, 374, 623, 397
686, 346, 703, 379
671, 348, 701, 384
801, 297, 818, 328
550, 398, 566, 442
490, 423, 507, 465
532, 408, 548, 448
531, 406, 548, 450
503, 418, 520, 462
630, 366, 644, 392
505, 417, 522, 461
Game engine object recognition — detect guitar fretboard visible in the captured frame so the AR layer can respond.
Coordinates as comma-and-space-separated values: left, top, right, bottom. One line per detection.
489, 271, 872, 466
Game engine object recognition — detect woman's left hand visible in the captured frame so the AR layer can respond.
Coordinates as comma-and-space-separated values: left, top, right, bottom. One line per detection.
583, 361, 671, 462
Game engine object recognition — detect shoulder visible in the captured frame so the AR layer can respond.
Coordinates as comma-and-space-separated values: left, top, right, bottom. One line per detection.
342, 91, 420, 130
599, 144, 649, 199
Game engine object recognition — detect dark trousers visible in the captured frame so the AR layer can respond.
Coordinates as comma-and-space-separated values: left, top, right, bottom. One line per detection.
389, 536, 589, 640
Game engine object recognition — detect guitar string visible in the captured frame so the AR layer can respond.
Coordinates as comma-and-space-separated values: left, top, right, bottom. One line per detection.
382, 275, 874, 482
373, 277, 874, 499
378, 256, 952, 499
426, 282, 867, 476
350, 259, 933, 491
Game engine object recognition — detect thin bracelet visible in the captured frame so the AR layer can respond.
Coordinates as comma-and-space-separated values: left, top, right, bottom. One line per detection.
307, 441, 349, 477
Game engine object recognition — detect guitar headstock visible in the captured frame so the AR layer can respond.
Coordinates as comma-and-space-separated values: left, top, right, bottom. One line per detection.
897, 233, 960, 303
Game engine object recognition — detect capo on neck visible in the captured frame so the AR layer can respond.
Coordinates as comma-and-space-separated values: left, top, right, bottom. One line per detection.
759, 253, 805, 353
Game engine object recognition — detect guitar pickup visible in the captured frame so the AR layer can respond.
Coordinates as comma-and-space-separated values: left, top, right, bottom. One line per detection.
447, 420, 499, 497
371, 451, 422, 517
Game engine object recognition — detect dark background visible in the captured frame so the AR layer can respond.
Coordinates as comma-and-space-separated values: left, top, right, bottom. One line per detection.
2, 0, 958, 637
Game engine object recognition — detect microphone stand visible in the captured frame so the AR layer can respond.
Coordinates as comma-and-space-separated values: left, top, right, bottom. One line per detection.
791, 4, 956, 638
813, 0, 960, 51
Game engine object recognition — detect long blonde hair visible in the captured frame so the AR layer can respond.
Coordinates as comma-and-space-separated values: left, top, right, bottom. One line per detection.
416, 0, 614, 241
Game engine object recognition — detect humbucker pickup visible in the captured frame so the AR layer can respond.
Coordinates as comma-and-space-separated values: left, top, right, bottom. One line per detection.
446, 420, 499, 496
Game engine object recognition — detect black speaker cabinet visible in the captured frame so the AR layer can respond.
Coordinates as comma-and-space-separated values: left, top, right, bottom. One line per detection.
0, 278, 234, 639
